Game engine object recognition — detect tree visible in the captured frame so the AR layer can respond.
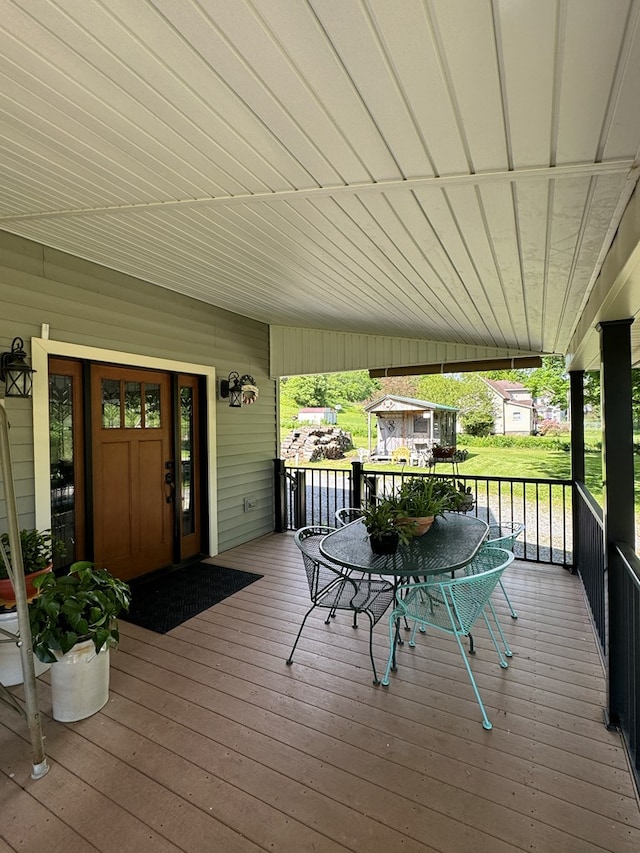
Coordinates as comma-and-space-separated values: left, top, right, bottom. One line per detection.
280, 374, 330, 408
326, 371, 380, 404
280, 371, 381, 408
377, 375, 420, 399
523, 356, 569, 407
416, 373, 495, 435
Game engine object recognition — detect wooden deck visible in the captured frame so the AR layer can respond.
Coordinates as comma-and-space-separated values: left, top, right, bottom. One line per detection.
2, 532, 640, 853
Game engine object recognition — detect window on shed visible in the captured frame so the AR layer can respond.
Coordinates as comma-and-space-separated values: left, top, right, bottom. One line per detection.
413, 414, 430, 433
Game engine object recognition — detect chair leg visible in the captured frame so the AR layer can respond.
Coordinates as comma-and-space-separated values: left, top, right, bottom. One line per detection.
454, 631, 493, 730
381, 608, 401, 685
485, 599, 513, 659
363, 611, 380, 685
481, 610, 510, 669
500, 578, 518, 619
286, 605, 314, 665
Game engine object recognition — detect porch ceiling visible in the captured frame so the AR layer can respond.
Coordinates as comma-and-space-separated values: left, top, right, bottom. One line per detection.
1, 1, 640, 370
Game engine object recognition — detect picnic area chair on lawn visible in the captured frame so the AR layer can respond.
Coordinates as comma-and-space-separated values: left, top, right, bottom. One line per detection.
288, 526, 395, 684
381, 547, 515, 729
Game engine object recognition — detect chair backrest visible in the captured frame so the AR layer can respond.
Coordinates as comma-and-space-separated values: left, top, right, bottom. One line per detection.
335, 507, 364, 526
465, 544, 515, 575
447, 556, 512, 634
399, 547, 514, 634
294, 526, 341, 601
487, 522, 525, 551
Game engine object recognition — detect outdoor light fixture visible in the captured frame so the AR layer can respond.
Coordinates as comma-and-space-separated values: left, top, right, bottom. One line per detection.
220, 371, 259, 408
220, 371, 243, 408
0, 337, 36, 399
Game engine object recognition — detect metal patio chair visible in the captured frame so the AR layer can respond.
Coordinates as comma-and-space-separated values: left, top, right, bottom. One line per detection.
487, 522, 525, 618
381, 547, 514, 729
335, 507, 364, 526
288, 526, 395, 684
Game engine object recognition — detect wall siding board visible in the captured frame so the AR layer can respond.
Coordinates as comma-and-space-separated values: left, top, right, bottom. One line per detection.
0, 231, 274, 554
270, 325, 543, 377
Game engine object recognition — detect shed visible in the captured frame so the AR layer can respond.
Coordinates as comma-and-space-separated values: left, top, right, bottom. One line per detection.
297, 407, 337, 425
364, 395, 458, 460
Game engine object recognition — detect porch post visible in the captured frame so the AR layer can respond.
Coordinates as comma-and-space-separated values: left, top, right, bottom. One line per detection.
273, 459, 287, 533
598, 318, 635, 729
569, 370, 585, 575
351, 460, 363, 508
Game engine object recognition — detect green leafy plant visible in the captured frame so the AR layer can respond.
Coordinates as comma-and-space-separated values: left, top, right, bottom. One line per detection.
451, 481, 475, 513
28, 561, 131, 664
0, 528, 65, 579
396, 476, 477, 516
361, 501, 416, 545
396, 477, 451, 519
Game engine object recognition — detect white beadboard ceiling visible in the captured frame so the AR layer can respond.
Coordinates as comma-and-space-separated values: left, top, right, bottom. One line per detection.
1, 0, 640, 373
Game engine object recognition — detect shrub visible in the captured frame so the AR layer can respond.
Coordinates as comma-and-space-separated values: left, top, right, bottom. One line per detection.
537, 419, 569, 436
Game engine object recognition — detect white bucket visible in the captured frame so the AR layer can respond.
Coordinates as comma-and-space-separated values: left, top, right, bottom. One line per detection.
0, 612, 51, 686
50, 639, 110, 722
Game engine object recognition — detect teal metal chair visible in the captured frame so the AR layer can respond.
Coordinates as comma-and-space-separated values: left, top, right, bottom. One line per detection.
288, 526, 395, 684
487, 522, 525, 618
381, 547, 514, 729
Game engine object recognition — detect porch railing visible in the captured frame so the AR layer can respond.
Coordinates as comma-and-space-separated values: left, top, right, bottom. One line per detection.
574, 482, 606, 652
275, 460, 573, 567
610, 542, 640, 794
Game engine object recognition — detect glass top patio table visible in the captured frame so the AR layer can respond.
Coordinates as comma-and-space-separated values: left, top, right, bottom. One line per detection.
320, 512, 489, 578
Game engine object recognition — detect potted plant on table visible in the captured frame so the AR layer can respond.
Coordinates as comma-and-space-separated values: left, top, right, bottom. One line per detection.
28, 561, 131, 722
361, 500, 416, 555
395, 477, 451, 535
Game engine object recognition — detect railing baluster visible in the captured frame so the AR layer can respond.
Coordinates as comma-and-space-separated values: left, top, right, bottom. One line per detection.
278, 462, 574, 567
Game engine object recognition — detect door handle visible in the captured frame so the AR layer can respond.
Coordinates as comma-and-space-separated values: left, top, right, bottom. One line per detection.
164, 468, 175, 503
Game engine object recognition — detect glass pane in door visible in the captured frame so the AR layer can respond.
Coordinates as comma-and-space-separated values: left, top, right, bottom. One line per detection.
124, 381, 142, 428
102, 378, 121, 428
180, 385, 195, 536
144, 383, 162, 428
49, 373, 76, 564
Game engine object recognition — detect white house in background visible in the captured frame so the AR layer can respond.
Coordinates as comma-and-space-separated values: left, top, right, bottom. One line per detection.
297, 407, 337, 425
534, 394, 567, 424
482, 379, 536, 436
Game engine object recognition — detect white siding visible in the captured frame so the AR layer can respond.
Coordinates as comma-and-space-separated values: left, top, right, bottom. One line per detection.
270, 325, 542, 378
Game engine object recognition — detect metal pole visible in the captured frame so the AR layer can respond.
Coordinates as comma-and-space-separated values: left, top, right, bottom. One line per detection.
569, 370, 585, 575
0, 402, 49, 779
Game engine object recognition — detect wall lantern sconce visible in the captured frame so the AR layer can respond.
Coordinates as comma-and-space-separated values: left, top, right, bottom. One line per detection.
220, 371, 259, 408
220, 371, 243, 408
0, 337, 36, 399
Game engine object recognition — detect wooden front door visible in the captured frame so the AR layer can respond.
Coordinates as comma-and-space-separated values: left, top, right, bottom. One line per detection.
91, 364, 174, 580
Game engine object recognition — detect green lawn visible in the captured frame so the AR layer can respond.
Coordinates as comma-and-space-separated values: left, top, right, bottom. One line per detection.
279, 405, 634, 510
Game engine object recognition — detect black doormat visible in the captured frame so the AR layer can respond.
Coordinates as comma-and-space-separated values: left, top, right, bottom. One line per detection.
121, 562, 263, 634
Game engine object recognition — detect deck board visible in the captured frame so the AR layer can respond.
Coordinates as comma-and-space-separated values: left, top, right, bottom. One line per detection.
1, 532, 639, 852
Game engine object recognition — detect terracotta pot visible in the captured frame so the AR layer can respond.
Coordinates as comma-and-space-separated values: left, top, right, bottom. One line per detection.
0, 563, 53, 606
399, 516, 435, 536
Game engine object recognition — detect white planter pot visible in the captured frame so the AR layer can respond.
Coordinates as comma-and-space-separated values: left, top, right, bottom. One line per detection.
50, 639, 110, 722
0, 612, 50, 686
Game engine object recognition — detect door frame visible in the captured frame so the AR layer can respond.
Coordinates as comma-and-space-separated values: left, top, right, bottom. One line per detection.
31, 337, 218, 557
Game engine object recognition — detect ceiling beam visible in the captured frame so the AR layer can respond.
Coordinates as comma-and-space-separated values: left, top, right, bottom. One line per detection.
0, 161, 633, 224
369, 356, 543, 378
